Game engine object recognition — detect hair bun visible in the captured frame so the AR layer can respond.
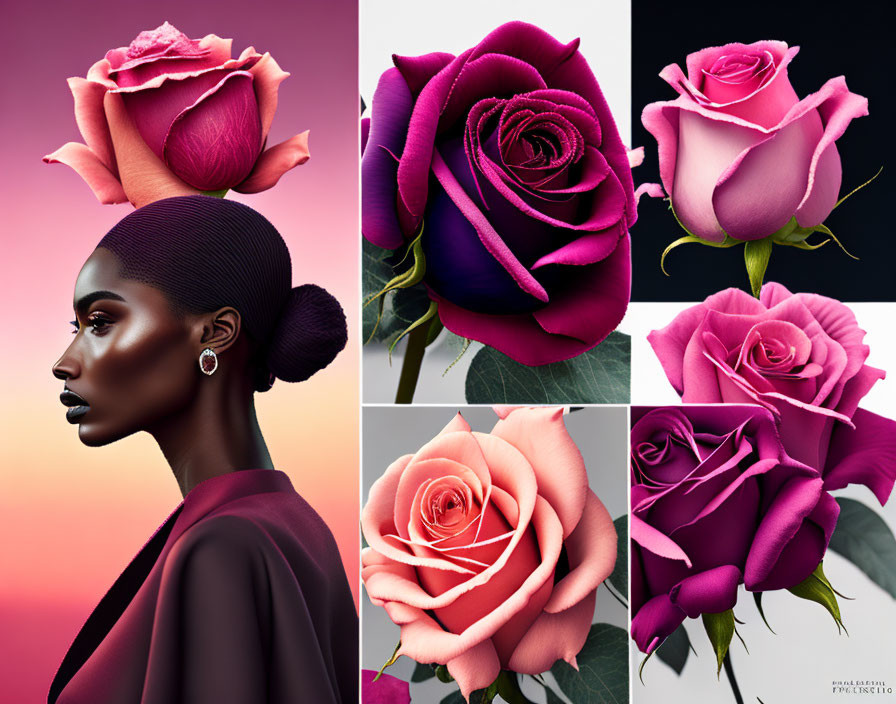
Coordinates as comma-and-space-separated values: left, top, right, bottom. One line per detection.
266, 285, 347, 383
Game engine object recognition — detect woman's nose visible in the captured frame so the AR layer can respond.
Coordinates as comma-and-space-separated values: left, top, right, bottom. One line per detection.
53, 347, 79, 381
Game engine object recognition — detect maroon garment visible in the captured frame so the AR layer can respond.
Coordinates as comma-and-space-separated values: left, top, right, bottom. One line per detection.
48, 469, 357, 704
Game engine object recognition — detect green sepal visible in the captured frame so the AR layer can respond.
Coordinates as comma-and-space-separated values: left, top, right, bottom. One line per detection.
443, 337, 471, 376
660, 235, 741, 276
702, 609, 735, 677
200, 188, 228, 198
813, 223, 859, 260
753, 592, 776, 634
778, 237, 831, 252
638, 650, 654, 684
834, 166, 882, 209
364, 226, 427, 342
387, 300, 438, 360
744, 237, 773, 298
374, 641, 401, 681
787, 562, 847, 633
769, 217, 811, 244
434, 664, 454, 683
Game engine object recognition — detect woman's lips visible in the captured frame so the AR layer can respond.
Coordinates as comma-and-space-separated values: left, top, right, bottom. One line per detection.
60, 388, 90, 424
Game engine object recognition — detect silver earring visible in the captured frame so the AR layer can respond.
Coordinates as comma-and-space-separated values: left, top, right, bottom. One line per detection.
199, 348, 218, 375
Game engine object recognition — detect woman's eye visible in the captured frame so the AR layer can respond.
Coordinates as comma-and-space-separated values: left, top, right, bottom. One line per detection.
86, 314, 113, 333
70, 320, 79, 334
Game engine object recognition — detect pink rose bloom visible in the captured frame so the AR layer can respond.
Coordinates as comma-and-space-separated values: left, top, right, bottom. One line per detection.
44, 22, 309, 205
361, 407, 616, 699
642, 41, 868, 241
648, 282, 896, 506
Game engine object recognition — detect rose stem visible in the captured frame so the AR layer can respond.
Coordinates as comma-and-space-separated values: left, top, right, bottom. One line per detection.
723, 652, 745, 704
394, 321, 430, 404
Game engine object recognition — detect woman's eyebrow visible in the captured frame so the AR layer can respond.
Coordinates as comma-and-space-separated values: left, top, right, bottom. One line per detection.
74, 290, 126, 313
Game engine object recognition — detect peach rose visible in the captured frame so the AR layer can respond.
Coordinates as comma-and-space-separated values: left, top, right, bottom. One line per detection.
361, 407, 617, 699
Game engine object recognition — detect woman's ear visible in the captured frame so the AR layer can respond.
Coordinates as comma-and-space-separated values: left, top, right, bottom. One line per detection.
196, 307, 242, 354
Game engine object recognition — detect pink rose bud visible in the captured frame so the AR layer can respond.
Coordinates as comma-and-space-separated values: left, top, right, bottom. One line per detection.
44, 22, 310, 205
641, 41, 868, 241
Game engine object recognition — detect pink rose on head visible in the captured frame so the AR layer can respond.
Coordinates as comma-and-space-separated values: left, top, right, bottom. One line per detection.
648, 282, 896, 506
361, 407, 617, 699
44, 22, 309, 205
642, 40, 868, 242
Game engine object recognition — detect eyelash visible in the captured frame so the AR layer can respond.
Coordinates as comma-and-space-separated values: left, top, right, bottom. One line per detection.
70, 314, 113, 335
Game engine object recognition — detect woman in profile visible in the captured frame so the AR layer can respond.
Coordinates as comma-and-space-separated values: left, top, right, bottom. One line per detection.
49, 195, 356, 704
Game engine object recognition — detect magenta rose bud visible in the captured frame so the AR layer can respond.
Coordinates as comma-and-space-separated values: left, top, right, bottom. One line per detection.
648, 282, 896, 506
44, 22, 310, 203
362, 22, 637, 366
361, 407, 617, 699
641, 41, 868, 242
630, 406, 840, 654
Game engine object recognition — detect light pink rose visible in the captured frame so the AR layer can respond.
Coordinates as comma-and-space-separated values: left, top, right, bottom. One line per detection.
44, 22, 309, 206
361, 408, 616, 699
641, 41, 868, 241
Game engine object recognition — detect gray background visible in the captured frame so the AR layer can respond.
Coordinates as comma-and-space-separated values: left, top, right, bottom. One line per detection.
362, 406, 629, 703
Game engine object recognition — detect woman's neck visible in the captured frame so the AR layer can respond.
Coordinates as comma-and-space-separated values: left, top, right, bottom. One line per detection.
148, 374, 274, 498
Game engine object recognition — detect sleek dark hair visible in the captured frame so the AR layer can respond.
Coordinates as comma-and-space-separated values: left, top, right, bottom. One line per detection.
98, 195, 346, 391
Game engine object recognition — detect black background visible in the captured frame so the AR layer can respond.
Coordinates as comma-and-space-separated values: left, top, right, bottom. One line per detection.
631, 0, 893, 301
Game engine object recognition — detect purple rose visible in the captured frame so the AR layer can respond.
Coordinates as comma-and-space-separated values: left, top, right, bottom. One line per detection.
45, 22, 309, 205
648, 282, 896, 506
641, 40, 867, 242
630, 406, 839, 654
362, 21, 637, 365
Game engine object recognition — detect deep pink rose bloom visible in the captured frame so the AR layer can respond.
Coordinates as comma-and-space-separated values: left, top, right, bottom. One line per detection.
361, 408, 617, 698
361, 670, 411, 704
44, 22, 309, 203
648, 282, 896, 506
641, 41, 868, 242
362, 22, 637, 365
630, 406, 839, 654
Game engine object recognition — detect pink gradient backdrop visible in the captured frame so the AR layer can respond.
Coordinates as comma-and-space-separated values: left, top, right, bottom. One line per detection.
0, 1, 359, 700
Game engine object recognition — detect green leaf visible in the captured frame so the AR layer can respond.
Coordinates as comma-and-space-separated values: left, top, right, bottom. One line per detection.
660, 235, 741, 276
787, 562, 846, 632
411, 662, 436, 682
552, 623, 628, 704
702, 610, 735, 676
607, 515, 628, 597
362, 238, 399, 342
744, 237, 773, 298
465, 332, 630, 404
435, 664, 454, 684
828, 497, 896, 600
656, 624, 691, 675
753, 592, 776, 634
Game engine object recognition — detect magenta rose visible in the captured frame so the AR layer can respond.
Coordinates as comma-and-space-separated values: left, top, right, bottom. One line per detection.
641, 40, 868, 242
361, 408, 616, 698
648, 282, 896, 506
630, 406, 839, 654
361, 670, 410, 704
362, 21, 637, 365
44, 22, 309, 204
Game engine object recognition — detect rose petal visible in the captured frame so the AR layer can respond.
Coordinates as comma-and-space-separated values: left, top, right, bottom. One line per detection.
234, 132, 310, 194
669, 564, 742, 618
824, 408, 896, 505
795, 77, 869, 227
544, 491, 616, 612
246, 52, 289, 147
392, 51, 455, 95
66, 77, 116, 172
446, 640, 501, 701
491, 406, 588, 538
506, 589, 595, 674
362, 68, 414, 249
163, 71, 262, 191
630, 593, 685, 654
744, 476, 823, 587
631, 514, 692, 567
42, 142, 127, 204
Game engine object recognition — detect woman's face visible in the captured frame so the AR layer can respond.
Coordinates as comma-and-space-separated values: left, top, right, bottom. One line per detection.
52, 248, 201, 446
